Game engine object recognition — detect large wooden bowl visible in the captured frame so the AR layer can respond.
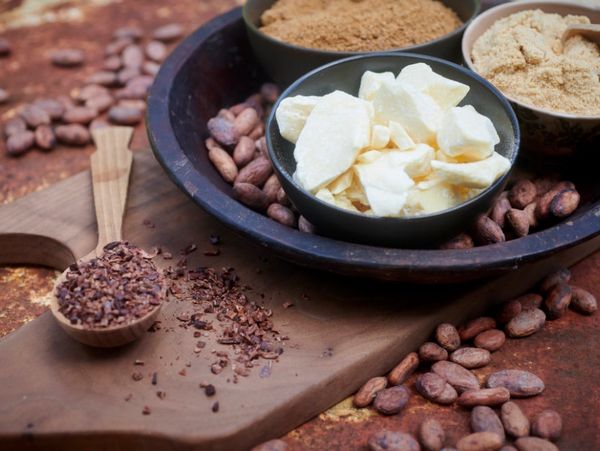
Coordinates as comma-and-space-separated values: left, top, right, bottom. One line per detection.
147, 7, 600, 283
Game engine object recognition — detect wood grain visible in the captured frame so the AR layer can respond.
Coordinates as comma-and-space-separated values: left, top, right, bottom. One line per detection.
0, 151, 598, 451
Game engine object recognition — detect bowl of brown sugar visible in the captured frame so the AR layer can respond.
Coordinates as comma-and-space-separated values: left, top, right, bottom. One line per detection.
244, 0, 480, 86
463, 1, 600, 159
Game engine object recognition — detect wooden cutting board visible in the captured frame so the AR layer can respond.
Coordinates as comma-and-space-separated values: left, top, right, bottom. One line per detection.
0, 150, 598, 451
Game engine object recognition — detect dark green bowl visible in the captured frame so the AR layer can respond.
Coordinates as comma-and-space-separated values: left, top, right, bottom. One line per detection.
266, 53, 520, 248
243, 0, 481, 87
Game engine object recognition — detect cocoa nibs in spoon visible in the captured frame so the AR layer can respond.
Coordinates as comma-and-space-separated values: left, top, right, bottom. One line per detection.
56, 241, 163, 328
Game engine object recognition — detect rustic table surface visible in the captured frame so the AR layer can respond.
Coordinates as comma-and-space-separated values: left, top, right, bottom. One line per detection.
0, 1, 599, 449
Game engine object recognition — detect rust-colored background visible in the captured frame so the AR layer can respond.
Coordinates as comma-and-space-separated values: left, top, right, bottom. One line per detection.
1, 1, 599, 449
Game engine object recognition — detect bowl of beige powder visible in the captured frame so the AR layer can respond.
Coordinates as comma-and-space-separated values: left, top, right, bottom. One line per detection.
463, 2, 600, 158
244, 0, 480, 86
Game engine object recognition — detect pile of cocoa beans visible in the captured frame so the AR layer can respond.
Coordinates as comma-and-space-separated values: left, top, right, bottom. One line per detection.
442, 179, 581, 249
2, 23, 184, 156
251, 267, 597, 451
204, 84, 315, 233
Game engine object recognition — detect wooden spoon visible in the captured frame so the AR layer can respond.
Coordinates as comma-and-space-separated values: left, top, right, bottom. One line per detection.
562, 23, 600, 46
49, 126, 163, 347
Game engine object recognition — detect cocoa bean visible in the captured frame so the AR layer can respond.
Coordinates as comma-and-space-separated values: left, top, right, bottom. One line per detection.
570, 286, 597, 315
108, 105, 143, 125
474, 330, 505, 352
472, 215, 505, 245
514, 437, 558, 451
208, 116, 238, 147
63, 106, 98, 125
459, 317, 496, 341
255, 136, 268, 158
234, 108, 259, 136
450, 348, 491, 369
33, 98, 65, 120
550, 189, 579, 218
233, 183, 269, 211
122, 44, 144, 69
85, 94, 114, 113
459, 388, 510, 407
118, 99, 146, 112
127, 75, 154, 91
533, 177, 557, 196
456, 432, 503, 451
486, 370, 544, 397
86, 71, 118, 87
471, 406, 505, 440
20, 104, 51, 128
553, 181, 576, 191
505, 309, 545, 338
495, 300, 522, 324
267, 203, 296, 227
249, 122, 265, 140
118, 67, 142, 86
146, 41, 167, 62
263, 174, 282, 203
500, 401, 530, 438
55, 124, 90, 146
416, 372, 447, 399
233, 136, 256, 167
509, 180, 537, 209
113, 26, 143, 41
0, 88, 9, 105
435, 383, 458, 405
434, 323, 460, 351
277, 187, 290, 206
50, 49, 84, 67
419, 342, 448, 362
4, 117, 27, 137
103, 55, 122, 71
206, 138, 237, 183
534, 190, 555, 221
298, 216, 315, 234
0, 38, 11, 56
524, 203, 538, 228
373, 386, 410, 415
516, 293, 543, 310
353, 376, 387, 408
432, 361, 479, 393
544, 283, 572, 319
114, 85, 147, 101
506, 209, 529, 237
34, 125, 56, 150
142, 61, 160, 76
245, 93, 264, 117
531, 410, 561, 442
89, 118, 110, 131
235, 157, 272, 186
74, 84, 110, 103
368, 430, 420, 451
539, 268, 571, 292
153, 23, 184, 42
440, 234, 475, 250
489, 195, 511, 228
388, 352, 420, 386
419, 418, 445, 451
218, 108, 236, 122
105, 37, 133, 56
6, 130, 35, 156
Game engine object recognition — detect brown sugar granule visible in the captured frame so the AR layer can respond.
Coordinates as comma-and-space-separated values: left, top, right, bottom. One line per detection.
260, 0, 462, 52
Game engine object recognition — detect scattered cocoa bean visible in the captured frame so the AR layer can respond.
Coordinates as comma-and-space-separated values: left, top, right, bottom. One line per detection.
218, 108, 236, 122
0, 88, 10, 104
233, 108, 259, 136
34, 125, 56, 150
153, 23, 184, 42
50, 48, 85, 67
85, 94, 114, 113
419, 418, 445, 451
515, 293, 543, 310
74, 84, 109, 102
55, 124, 90, 146
113, 26, 143, 41
474, 329, 505, 352
544, 283, 572, 319
108, 105, 143, 125
524, 203, 538, 228
489, 195, 510, 228
388, 352, 419, 386
235, 157, 272, 186
472, 215, 505, 245
20, 104, 51, 128
471, 406, 505, 440
533, 177, 556, 196
539, 268, 571, 292
458, 317, 496, 341
506, 209, 529, 237
63, 106, 98, 125
4, 117, 27, 137
277, 187, 290, 206
535, 190, 557, 221
419, 342, 449, 362
114, 85, 147, 101
255, 136, 268, 157
233, 183, 270, 211
416, 372, 447, 399
146, 40, 167, 62
458, 388, 510, 407
251, 439, 288, 451
105, 37, 133, 56
122, 44, 144, 69
440, 233, 475, 250
208, 116, 238, 147
118, 67, 142, 86
531, 410, 562, 442
450, 348, 491, 369
89, 118, 110, 131
118, 99, 146, 112
500, 401, 530, 438
514, 437, 558, 451
509, 180, 537, 209
353, 376, 387, 408
434, 383, 459, 405
505, 309, 545, 338
0, 38, 11, 56
570, 286, 597, 315
435, 323, 461, 351
368, 430, 420, 451
33, 98, 65, 120
249, 122, 265, 140
142, 61, 160, 76
86, 71, 118, 87
298, 215, 315, 234
486, 370, 544, 397
267, 203, 296, 227
103, 55, 122, 71
432, 361, 480, 393
373, 386, 410, 415
263, 174, 282, 204
456, 432, 503, 451
550, 189, 579, 218
206, 138, 237, 183
6, 130, 35, 156
232, 136, 256, 167
245, 93, 264, 116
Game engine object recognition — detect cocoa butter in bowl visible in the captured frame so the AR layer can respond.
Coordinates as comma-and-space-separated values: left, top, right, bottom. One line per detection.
243, 0, 480, 86
462, 1, 600, 159
266, 53, 520, 248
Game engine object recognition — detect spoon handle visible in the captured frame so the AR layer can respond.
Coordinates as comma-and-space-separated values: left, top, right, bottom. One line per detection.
562, 24, 600, 46
90, 127, 134, 256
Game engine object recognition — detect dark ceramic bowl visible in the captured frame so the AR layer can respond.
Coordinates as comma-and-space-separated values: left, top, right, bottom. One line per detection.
267, 53, 520, 248
243, 0, 481, 86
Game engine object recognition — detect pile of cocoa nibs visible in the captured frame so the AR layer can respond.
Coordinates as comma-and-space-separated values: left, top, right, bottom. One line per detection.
56, 241, 163, 328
